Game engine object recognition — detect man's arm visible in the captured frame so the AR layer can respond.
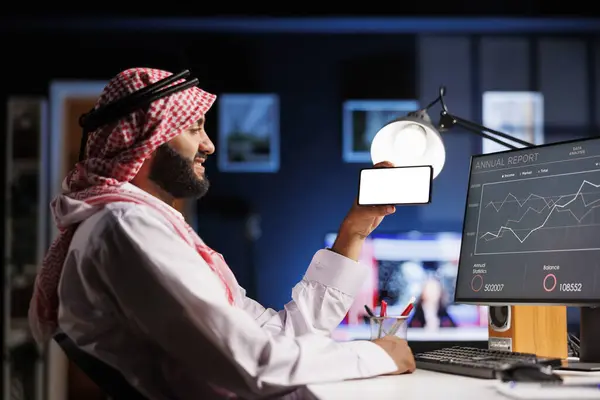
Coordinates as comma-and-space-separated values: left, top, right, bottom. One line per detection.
238, 248, 368, 337
93, 207, 397, 398
240, 162, 398, 339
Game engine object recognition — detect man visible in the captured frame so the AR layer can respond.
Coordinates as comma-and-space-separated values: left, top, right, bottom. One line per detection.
29, 68, 415, 399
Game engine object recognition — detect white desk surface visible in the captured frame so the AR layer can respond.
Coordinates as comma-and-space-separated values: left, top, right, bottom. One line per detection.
307, 369, 600, 400
307, 370, 497, 400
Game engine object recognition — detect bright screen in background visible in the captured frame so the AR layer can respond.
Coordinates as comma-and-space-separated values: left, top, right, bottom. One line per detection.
358, 166, 432, 206
324, 231, 489, 342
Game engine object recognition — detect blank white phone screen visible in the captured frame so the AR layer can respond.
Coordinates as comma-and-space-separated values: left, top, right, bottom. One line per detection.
358, 166, 432, 206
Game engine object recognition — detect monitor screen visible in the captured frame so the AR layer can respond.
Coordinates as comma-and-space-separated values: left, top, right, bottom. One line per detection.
325, 232, 489, 341
456, 137, 600, 305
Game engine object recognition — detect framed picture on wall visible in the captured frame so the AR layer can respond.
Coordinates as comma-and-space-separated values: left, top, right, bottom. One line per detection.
217, 93, 280, 173
481, 91, 544, 154
342, 100, 420, 163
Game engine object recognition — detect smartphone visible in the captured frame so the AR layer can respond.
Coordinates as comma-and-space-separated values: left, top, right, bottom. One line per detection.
357, 165, 433, 206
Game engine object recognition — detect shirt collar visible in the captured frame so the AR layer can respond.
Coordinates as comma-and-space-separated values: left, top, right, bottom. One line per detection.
121, 182, 185, 219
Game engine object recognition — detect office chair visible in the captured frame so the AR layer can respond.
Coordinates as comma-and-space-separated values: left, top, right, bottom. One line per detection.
54, 333, 148, 400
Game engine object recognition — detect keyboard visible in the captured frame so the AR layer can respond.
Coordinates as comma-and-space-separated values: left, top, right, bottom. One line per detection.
414, 346, 563, 379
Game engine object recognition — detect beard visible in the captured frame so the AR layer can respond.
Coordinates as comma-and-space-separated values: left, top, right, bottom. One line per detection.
148, 143, 210, 199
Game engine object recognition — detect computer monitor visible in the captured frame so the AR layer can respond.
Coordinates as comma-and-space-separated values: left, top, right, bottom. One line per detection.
325, 231, 489, 342
455, 136, 600, 362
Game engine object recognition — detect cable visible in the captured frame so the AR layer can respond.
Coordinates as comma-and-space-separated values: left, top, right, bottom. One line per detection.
568, 333, 581, 358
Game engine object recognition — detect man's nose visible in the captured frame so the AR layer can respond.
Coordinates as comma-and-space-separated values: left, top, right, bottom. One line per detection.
199, 136, 215, 155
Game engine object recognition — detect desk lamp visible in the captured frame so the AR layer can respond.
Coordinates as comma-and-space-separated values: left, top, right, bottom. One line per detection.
369, 86, 534, 179
369, 86, 572, 361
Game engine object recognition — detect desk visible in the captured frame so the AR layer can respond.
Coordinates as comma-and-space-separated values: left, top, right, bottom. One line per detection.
308, 369, 600, 399
307, 370, 500, 399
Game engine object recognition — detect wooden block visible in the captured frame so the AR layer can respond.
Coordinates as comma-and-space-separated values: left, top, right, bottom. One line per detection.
489, 305, 568, 359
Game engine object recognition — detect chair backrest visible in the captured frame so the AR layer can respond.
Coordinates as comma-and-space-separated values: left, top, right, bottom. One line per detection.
54, 333, 148, 400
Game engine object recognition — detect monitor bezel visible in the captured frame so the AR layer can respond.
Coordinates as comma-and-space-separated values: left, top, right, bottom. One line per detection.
454, 135, 600, 306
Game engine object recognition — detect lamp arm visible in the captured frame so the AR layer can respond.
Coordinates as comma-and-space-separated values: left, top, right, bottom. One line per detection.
451, 116, 519, 150
423, 86, 449, 111
452, 114, 534, 147
439, 111, 534, 150
432, 85, 535, 150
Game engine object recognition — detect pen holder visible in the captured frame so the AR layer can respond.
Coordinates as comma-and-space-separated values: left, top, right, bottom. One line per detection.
369, 316, 409, 340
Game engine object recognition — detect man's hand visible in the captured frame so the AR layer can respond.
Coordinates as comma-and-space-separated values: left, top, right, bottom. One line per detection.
331, 161, 396, 261
372, 336, 416, 375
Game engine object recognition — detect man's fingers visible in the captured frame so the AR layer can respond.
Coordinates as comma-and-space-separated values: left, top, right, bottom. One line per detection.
361, 204, 396, 216
373, 161, 395, 168
353, 198, 396, 215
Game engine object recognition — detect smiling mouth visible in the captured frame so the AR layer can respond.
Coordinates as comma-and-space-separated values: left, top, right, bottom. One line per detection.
194, 159, 205, 173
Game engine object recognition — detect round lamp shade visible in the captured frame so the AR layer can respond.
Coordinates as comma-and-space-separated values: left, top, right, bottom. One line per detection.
370, 114, 446, 179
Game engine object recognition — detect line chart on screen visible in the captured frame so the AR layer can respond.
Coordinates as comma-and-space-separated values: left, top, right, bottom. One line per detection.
473, 169, 600, 255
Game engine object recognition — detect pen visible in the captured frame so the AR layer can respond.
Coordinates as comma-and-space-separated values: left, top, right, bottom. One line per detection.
380, 300, 387, 317
364, 305, 375, 317
387, 296, 416, 336
400, 296, 416, 317
377, 300, 387, 338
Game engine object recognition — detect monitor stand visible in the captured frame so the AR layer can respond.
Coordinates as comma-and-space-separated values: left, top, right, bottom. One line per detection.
560, 306, 600, 372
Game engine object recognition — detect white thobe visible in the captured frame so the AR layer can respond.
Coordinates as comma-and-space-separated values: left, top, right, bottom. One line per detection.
56, 184, 397, 399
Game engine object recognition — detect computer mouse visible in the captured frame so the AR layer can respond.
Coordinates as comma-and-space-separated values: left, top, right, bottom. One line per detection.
497, 363, 563, 383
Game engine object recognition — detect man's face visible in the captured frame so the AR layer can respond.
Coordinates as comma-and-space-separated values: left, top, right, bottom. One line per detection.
148, 117, 216, 199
